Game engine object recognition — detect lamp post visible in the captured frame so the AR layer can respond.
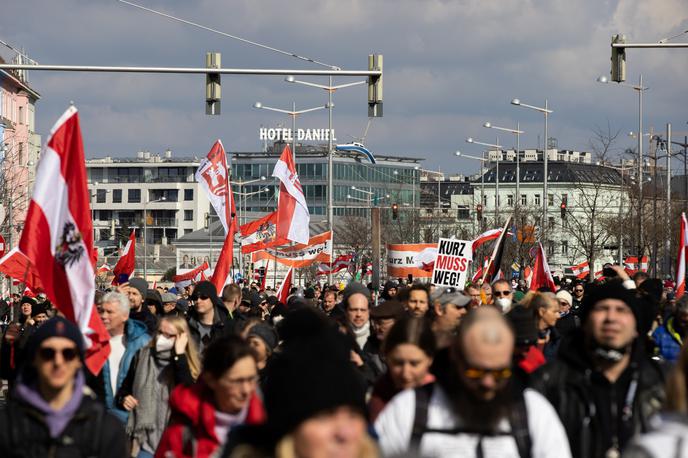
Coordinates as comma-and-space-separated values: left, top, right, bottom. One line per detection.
143, 194, 166, 280
511, 98, 552, 241
285, 76, 366, 285
455, 151, 487, 231
253, 101, 329, 161
483, 122, 524, 210
597, 161, 635, 265
466, 137, 503, 224
597, 74, 648, 262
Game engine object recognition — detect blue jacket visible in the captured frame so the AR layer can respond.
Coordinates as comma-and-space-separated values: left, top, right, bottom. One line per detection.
103, 319, 151, 423
652, 318, 682, 363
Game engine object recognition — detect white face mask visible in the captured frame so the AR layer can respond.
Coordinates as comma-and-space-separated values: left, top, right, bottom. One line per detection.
495, 297, 512, 312
156, 335, 175, 353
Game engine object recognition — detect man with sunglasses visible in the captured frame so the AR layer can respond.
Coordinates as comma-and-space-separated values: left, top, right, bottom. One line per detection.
376, 307, 571, 457
187, 281, 231, 354
571, 282, 585, 314
492, 279, 514, 312
0, 316, 126, 457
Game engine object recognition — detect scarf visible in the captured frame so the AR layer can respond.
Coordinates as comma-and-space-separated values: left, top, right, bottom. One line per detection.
126, 346, 174, 452
15, 370, 85, 438
352, 321, 370, 350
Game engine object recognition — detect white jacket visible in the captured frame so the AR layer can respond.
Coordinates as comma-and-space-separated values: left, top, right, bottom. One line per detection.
374, 384, 571, 458
624, 414, 688, 458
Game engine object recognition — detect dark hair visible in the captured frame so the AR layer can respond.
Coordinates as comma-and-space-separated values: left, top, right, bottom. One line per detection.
396, 283, 430, 304
383, 316, 436, 358
632, 271, 650, 283
202, 335, 256, 379
492, 279, 511, 290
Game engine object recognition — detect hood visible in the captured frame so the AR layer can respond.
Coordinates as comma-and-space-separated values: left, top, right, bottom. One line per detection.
126, 317, 150, 342
556, 327, 648, 372
189, 304, 228, 327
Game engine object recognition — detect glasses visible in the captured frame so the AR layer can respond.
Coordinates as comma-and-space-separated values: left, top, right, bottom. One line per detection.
38, 347, 79, 362
493, 291, 512, 297
574, 289, 583, 293
193, 295, 210, 301
463, 367, 512, 380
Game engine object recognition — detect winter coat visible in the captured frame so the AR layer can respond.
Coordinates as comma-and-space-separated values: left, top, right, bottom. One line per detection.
187, 304, 232, 351
531, 330, 665, 458
0, 388, 126, 458
102, 318, 152, 423
129, 307, 159, 335
651, 318, 682, 362
156, 382, 266, 458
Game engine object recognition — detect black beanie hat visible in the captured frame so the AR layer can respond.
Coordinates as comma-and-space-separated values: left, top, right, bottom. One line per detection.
24, 316, 85, 363
20, 296, 37, 308
506, 305, 539, 346
191, 281, 219, 301
128, 277, 149, 298
265, 308, 366, 437
31, 301, 49, 318
580, 280, 641, 329
342, 282, 371, 306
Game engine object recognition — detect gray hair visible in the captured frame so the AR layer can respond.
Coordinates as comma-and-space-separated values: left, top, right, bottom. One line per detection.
102, 292, 130, 316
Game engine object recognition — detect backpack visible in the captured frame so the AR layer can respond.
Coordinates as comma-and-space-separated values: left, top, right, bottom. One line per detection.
410, 383, 532, 458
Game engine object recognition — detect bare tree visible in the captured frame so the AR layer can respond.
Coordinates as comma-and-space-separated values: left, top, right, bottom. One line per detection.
589, 121, 622, 163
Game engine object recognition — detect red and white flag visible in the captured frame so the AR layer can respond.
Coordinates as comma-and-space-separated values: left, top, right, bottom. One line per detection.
18, 106, 110, 374
210, 205, 238, 294
96, 263, 112, 275
567, 260, 590, 280
676, 213, 688, 298
318, 254, 354, 275
276, 266, 294, 305
0, 247, 44, 292
112, 230, 136, 285
273, 145, 310, 244
172, 261, 210, 283
529, 242, 556, 292
624, 256, 649, 274
196, 140, 233, 234
239, 211, 288, 254
472, 228, 503, 252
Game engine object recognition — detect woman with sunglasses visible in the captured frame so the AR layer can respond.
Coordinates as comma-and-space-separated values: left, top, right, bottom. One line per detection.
0, 317, 127, 458
117, 316, 201, 458
369, 316, 436, 422
156, 335, 266, 458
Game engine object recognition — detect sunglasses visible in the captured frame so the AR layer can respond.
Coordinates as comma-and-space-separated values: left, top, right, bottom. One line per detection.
38, 347, 79, 362
193, 295, 210, 301
464, 367, 512, 380
493, 291, 512, 297
574, 289, 583, 293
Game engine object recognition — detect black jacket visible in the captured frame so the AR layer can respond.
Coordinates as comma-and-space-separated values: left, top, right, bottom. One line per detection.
187, 304, 232, 351
531, 330, 665, 458
0, 389, 126, 458
129, 307, 158, 335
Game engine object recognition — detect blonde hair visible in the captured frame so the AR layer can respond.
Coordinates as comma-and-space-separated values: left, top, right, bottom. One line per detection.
156, 315, 202, 380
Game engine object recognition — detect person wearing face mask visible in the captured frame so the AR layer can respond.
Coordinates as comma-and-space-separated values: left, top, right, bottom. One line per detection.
492, 279, 514, 312
117, 316, 201, 458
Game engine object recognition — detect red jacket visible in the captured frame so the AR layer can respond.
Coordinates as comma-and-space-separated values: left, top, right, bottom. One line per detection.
155, 382, 266, 458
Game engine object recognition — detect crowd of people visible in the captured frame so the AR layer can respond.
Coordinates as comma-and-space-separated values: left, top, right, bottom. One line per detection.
0, 265, 688, 457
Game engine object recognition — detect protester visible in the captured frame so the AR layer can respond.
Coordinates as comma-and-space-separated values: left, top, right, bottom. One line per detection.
466, 283, 482, 309
368, 316, 436, 422
160, 292, 180, 316
532, 280, 665, 457
364, 299, 406, 377
187, 281, 231, 355
145, 289, 164, 317
555, 289, 579, 335
481, 282, 494, 305
343, 283, 372, 351
221, 307, 377, 458
0, 317, 127, 457
156, 335, 266, 458
246, 322, 279, 390
127, 278, 158, 335
221, 283, 243, 320
522, 291, 561, 360
99, 291, 152, 423
117, 316, 201, 458
375, 307, 571, 457
652, 295, 688, 363
430, 287, 470, 349
571, 281, 584, 313
399, 283, 431, 318
320, 289, 343, 318
492, 279, 514, 312
506, 305, 546, 378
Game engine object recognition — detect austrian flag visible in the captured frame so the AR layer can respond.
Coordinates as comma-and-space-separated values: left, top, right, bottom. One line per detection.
273, 145, 310, 244
18, 106, 110, 374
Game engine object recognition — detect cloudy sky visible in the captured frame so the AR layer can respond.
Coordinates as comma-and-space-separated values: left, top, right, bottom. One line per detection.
2, 0, 687, 173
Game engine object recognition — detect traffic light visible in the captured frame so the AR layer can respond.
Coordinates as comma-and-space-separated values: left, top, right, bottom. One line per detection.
611, 34, 626, 83
560, 197, 567, 219
392, 203, 399, 220
367, 54, 383, 117
206, 52, 221, 115
476, 204, 483, 221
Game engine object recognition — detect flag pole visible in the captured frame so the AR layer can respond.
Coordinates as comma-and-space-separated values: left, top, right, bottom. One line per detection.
481, 215, 513, 284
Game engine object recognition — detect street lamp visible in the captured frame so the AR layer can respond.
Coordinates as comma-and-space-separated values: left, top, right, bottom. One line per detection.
253, 101, 329, 161
597, 74, 648, 262
484, 122, 524, 209
456, 151, 487, 231
511, 97, 553, 241
143, 195, 166, 280
466, 137, 503, 223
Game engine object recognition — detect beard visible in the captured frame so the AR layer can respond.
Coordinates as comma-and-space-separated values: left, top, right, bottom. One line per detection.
436, 369, 512, 433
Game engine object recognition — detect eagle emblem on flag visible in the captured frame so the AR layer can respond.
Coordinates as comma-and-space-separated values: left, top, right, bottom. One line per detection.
55, 222, 85, 267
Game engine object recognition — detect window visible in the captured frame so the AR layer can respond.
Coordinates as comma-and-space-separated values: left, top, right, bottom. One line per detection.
507, 195, 514, 206
457, 207, 470, 220
562, 240, 569, 255
184, 228, 193, 235
548, 193, 554, 206
534, 194, 541, 206
112, 189, 122, 203
184, 210, 193, 221
548, 217, 555, 230
96, 189, 107, 203
128, 189, 141, 203
184, 189, 194, 201
547, 241, 555, 256
521, 195, 527, 206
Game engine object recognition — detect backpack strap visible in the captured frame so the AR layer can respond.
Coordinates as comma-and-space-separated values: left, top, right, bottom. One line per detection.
410, 383, 434, 452
508, 389, 532, 458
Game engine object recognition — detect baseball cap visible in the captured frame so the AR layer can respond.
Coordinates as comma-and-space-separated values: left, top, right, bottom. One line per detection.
430, 287, 471, 308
